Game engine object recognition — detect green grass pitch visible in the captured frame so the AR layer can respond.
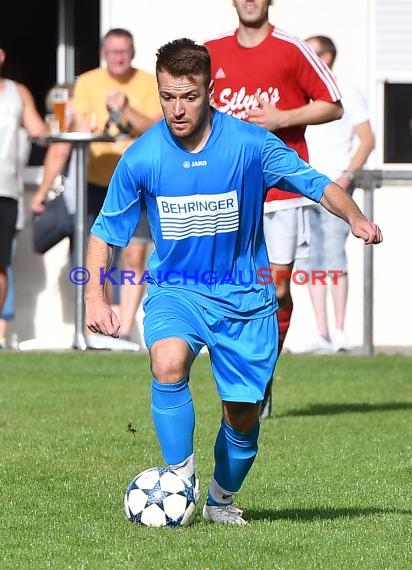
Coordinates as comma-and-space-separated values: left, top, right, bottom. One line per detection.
0, 351, 411, 569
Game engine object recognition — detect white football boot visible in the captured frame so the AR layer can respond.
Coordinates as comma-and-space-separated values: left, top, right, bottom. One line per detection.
202, 503, 247, 525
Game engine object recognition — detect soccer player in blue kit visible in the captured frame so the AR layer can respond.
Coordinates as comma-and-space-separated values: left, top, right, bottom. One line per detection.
85, 39, 382, 525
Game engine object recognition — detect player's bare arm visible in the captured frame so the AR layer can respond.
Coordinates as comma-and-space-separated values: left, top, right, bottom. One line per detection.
320, 183, 383, 245
247, 96, 343, 132
85, 234, 120, 337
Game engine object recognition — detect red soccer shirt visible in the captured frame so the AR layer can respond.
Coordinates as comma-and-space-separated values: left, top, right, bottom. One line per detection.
205, 25, 341, 202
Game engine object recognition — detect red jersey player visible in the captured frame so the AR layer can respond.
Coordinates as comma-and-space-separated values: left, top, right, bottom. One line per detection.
205, 0, 343, 417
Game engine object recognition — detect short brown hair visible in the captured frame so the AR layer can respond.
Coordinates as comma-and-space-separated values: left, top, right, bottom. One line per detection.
305, 35, 337, 65
156, 38, 211, 88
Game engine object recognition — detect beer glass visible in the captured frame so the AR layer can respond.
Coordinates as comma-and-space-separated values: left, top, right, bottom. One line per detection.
51, 87, 69, 132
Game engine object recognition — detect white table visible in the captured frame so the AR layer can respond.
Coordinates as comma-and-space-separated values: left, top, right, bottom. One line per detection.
45, 132, 116, 350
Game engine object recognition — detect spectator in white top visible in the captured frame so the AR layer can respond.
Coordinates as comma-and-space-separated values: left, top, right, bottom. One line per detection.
0, 41, 46, 315
295, 35, 375, 353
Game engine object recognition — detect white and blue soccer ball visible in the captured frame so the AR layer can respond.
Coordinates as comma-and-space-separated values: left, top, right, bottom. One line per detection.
124, 466, 196, 527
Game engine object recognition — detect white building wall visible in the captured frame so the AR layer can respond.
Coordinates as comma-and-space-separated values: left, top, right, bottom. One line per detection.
101, 0, 373, 94
14, 0, 412, 349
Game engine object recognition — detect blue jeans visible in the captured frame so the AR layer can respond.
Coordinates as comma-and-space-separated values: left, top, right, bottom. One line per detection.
296, 203, 350, 275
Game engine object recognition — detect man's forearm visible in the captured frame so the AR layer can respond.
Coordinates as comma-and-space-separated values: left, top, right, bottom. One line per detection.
85, 234, 112, 302
320, 182, 366, 225
278, 100, 343, 129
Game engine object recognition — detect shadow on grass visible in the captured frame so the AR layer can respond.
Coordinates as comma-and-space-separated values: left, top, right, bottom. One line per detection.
246, 505, 412, 522
277, 402, 412, 417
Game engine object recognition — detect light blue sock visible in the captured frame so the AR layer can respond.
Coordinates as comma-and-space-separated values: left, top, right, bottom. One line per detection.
151, 378, 195, 465
207, 419, 260, 506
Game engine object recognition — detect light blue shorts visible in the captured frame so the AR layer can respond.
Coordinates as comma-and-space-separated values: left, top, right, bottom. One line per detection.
143, 289, 278, 403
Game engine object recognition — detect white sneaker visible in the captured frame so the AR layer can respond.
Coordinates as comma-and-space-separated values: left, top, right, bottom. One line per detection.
288, 333, 334, 355
202, 503, 247, 525
87, 334, 141, 352
332, 329, 351, 352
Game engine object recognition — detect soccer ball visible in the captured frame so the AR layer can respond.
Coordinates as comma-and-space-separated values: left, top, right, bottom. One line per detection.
124, 467, 196, 527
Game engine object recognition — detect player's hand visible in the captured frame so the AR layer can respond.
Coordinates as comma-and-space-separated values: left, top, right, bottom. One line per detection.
351, 219, 383, 245
86, 299, 120, 337
246, 94, 287, 131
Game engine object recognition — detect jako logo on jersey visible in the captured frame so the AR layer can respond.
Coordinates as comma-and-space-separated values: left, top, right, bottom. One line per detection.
157, 190, 239, 240
218, 86, 281, 118
182, 160, 208, 168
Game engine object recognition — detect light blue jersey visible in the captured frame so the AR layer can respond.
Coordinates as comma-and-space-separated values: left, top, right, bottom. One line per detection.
92, 109, 331, 317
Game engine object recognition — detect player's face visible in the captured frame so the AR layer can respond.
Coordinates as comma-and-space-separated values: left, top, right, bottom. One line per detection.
158, 71, 213, 148
232, 0, 272, 27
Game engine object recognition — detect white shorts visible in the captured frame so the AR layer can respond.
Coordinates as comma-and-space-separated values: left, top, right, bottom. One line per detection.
263, 207, 310, 265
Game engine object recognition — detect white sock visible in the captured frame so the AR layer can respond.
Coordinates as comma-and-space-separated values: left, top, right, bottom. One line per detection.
207, 476, 233, 505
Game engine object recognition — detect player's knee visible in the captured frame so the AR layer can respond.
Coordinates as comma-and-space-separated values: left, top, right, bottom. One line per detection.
123, 245, 146, 270
272, 270, 292, 304
151, 360, 187, 382
150, 339, 193, 382
123, 256, 144, 272
223, 402, 260, 432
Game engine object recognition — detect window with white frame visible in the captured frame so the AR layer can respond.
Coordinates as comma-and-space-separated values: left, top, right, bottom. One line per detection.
377, 0, 412, 164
